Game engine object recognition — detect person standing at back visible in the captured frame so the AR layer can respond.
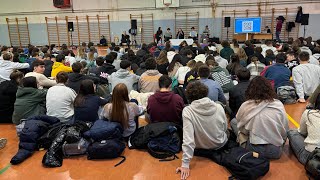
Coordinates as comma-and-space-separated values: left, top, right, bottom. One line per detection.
293, 52, 320, 102
155, 27, 163, 44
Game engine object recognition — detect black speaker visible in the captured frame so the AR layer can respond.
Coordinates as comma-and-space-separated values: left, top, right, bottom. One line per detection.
68, 22, 74, 32
53, 0, 64, 6
131, 19, 137, 30
301, 14, 309, 25
224, 17, 231, 28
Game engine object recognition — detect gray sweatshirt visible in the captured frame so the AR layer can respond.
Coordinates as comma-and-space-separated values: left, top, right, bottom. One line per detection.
292, 63, 320, 99
108, 69, 140, 93
181, 97, 228, 168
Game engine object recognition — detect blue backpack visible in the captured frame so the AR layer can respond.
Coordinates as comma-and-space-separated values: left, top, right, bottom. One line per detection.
147, 126, 180, 161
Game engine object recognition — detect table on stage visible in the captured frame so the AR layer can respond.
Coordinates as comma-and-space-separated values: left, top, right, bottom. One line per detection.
170, 39, 194, 46
233, 33, 273, 42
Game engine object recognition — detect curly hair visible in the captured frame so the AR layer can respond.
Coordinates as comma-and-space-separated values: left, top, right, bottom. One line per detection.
186, 81, 208, 103
245, 76, 277, 103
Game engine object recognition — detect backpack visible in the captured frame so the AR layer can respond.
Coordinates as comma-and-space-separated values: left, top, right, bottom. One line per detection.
173, 86, 188, 104
305, 148, 320, 179
147, 126, 180, 161
221, 147, 270, 180
277, 86, 297, 104
83, 120, 123, 142
87, 139, 126, 167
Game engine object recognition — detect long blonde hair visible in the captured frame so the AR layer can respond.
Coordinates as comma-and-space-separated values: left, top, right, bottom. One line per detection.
77, 46, 86, 59
156, 50, 169, 65
238, 48, 248, 61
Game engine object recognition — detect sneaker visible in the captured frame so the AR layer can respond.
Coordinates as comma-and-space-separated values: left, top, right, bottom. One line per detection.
0, 138, 7, 149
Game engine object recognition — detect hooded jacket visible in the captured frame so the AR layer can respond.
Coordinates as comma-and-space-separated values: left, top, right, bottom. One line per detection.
181, 97, 228, 168
51, 62, 73, 77
236, 100, 289, 147
147, 91, 184, 125
139, 70, 162, 93
12, 87, 47, 124
0, 80, 19, 123
309, 53, 320, 65
95, 63, 117, 84
108, 69, 140, 93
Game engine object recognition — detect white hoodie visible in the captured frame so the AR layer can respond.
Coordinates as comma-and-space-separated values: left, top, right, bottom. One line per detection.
181, 97, 228, 168
0, 60, 29, 83
309, 53, 320, 65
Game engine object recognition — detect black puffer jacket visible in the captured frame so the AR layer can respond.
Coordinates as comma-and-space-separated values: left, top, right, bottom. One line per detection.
10, 115, 60, 165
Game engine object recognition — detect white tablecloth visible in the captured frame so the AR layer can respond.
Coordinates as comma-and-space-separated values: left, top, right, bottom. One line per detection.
170, 39, 194, 46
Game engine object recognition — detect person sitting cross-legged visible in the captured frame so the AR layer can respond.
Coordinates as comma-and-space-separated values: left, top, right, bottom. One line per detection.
25, 60, 56, 89
198, 65, 226, 104
231, 76, 289, 159
176, 81, 228, 180
146, 75, 184, 125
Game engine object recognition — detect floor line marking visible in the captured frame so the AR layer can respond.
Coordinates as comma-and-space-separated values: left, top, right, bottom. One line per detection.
287, 113, 300, 128
0, 163, 11, 175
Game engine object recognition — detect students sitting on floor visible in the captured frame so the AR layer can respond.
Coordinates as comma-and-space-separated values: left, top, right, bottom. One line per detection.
46, 72, 77, 122
139, 58, 162, 93
74, 79, 109, 123
0, 53, 29, 84
25, 60, 56, 89
51, 54, 73, 77
229, 68, 251, 119
288, 104, 320, 165
231, 76, 289, 159
198, 65, 226, 104
67, 62, 99, 93
108, 60, 140, 93
146, 75, 184, 125
176, 81, 228, 180
100, 83, 143, 138
0, 70, 24, 123
263, 53, 291, 89
12, 76, 47, 125
293, 51, 320, 103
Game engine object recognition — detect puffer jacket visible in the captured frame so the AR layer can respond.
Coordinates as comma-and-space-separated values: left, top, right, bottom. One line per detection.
10, 115, 60, 165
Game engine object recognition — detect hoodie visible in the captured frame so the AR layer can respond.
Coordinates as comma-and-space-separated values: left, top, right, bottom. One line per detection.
0, 60, 29, 83
12, 87, 47, 124
95, 63, 117, 84
108, 69, 140, 93
181, 97, 228, 168
309, 53, 320, 65
210, 66, 234, 93
51, 62, 72, 77
147, 91, 184, 125
139, 70, 162, 93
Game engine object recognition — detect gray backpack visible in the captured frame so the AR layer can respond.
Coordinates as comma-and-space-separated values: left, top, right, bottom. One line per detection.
277, 86, 297, 104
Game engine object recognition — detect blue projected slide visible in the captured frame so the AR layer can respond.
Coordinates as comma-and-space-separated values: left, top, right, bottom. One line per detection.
234, 17, 262, 34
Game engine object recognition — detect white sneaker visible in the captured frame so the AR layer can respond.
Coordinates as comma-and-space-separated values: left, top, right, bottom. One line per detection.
0, 138, 7, 149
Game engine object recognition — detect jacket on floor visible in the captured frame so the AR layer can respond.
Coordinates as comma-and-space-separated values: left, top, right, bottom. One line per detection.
10, 115, 60, 165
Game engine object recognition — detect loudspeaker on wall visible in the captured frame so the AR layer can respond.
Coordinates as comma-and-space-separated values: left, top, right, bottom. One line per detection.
224, 17, 231, 28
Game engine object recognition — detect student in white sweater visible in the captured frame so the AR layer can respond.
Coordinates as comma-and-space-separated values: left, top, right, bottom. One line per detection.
25, 60, 56, 89
288, 108, 320, 165
174, 60, 195, 85
46, 72, 77, 122
176, 81, 228, 180
292, 52, 320, 102
0, 53, 29, 84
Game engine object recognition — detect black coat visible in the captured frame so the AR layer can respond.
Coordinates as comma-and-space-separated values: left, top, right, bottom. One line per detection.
157, 63, 169, 75
229, 81, 250, 119
0, 80, 18, 123
95, 63, 117, 84
10, 115, 60, 165
67, 73, 100, 93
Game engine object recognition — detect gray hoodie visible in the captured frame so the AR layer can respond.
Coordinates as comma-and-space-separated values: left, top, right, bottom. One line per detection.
181, 97, 228, 168
107, 69, 140, 93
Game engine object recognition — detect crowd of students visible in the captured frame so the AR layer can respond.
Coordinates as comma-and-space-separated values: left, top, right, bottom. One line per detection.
0, 37, 320, 179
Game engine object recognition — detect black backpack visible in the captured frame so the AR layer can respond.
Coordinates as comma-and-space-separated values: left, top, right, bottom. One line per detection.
147, 126, 180, 161
221, 147, 270, 180
305, 148, 320, 179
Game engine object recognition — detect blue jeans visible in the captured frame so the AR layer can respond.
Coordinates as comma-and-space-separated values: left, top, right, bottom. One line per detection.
276, 31, 281, 42
287, 129, 311, 165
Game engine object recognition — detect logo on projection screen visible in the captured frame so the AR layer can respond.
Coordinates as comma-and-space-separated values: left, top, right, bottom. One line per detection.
242, 21, 254, 32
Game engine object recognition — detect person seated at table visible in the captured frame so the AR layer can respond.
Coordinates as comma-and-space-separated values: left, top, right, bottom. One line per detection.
203, 25, 210, 37
121, 31, 131, 46
176, 28, 185, 39
99, 35, 107, 46
188, 27, 198, 41
164, 28, 173, 42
